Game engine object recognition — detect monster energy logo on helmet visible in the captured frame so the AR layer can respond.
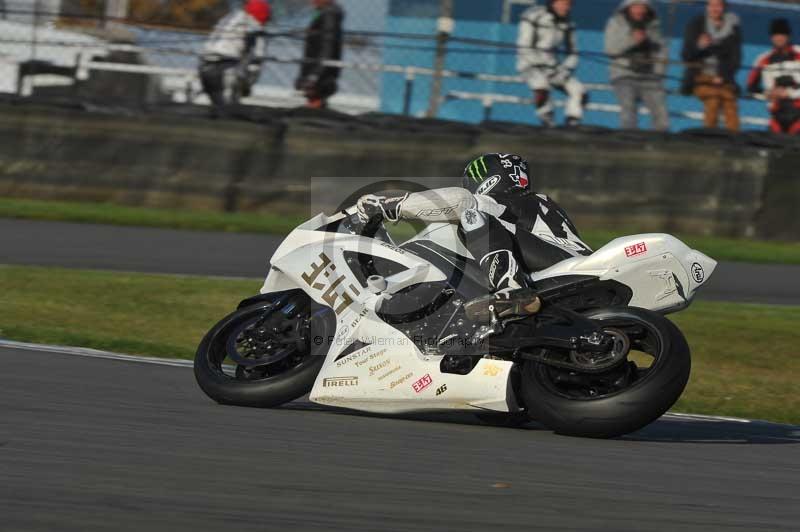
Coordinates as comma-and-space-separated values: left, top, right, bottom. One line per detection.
465, 156, 489, 182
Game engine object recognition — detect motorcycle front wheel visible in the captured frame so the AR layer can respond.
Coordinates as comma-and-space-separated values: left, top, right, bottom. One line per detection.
520, 307, 691, 439
194, 293, 335, 408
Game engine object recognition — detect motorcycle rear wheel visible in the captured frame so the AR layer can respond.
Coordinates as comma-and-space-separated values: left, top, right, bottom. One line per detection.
520, 307, 691, 438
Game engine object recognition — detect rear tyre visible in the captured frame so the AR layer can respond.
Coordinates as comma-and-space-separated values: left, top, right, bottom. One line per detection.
520, 307, 691, 438
194, 293, 334, 408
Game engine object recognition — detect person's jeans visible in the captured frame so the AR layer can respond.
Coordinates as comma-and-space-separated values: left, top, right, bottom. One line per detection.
612, 78, 670, 131
199, 59, 240, 116
693, 75, 740, 131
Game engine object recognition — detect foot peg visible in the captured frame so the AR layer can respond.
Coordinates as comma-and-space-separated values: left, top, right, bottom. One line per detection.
464, 288, 542, 323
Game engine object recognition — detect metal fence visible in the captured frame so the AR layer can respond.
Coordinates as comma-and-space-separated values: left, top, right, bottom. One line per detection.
2, 0, 800, 130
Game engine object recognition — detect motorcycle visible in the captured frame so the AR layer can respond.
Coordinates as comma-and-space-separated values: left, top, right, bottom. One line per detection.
194, 205, 716, 438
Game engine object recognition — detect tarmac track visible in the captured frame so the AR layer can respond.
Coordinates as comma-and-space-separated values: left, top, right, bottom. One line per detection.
2, 344, 799, 532
2, 218, 800, 305
3, 219, 800, 530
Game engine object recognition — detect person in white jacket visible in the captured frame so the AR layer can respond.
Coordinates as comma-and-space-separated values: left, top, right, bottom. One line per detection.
517, 0, 587, 127
199, 0, 271, 117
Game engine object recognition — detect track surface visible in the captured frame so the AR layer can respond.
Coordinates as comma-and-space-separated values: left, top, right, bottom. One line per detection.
2, 218, 800, 304
2, 346, 799, 531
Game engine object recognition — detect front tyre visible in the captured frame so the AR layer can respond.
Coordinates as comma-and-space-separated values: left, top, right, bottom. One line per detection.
194, 293, 335, 408
520, 307, 691, 438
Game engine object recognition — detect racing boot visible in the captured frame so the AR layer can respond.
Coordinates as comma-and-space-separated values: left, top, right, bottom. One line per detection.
463, 287, 542, 323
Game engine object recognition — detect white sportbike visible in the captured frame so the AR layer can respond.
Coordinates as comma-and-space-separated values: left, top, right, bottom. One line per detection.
194, 206, 716, 438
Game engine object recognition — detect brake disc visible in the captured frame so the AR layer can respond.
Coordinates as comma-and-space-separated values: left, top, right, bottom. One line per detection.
569, 328, 631, 371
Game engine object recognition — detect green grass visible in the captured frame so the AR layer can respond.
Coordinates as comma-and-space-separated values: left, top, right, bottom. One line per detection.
1, 265, 798, 425
0, 265, 257, 359
671, 302, 800, 425
3, 197, 800, 265
0, 197, 301, 235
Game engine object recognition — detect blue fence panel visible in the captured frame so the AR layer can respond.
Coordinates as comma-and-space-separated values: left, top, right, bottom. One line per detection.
381, 0, 800, 131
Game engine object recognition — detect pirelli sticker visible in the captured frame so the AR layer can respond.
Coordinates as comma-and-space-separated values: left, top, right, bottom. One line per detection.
322, 376, 358, 388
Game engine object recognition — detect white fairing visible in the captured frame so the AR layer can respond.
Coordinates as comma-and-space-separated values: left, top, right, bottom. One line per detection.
260, 211, 515, 415
258, 211, 715, 415
532, 234, 717, 313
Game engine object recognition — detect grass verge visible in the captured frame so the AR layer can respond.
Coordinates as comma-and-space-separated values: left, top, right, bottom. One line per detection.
3, 198, 800, 265
1, 265, 798, 425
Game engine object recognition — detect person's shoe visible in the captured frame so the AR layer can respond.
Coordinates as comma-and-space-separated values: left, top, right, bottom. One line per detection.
565, 116, 581, 127
464, 288, 542, 323
538, 112, 556, 128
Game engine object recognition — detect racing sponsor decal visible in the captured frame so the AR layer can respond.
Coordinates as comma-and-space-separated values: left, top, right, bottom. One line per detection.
389, 372, 414, 389
412, 373, 433, 393
349, 307, 369, 329
368, 359, 392, 376
377, 365, 403, 381
466, 155, 489, 181
323, 376, 359, 387
379, 242, 405, 255
355, 349, 388, 369
483, 364, 502, 377
334, 344, 372, 367
333, 339, 370, 365
624, 242, 648, 258
487, 254, 500, 282
691, 262, 705, 284
435, 384, 447, 396
302, 252, 360, 315
416, 205, 459, 218
476, 175, 501, 195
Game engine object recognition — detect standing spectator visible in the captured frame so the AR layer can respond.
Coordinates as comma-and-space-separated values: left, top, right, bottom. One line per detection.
604, 0, 669, 131
199, 0, 271, 118
517, 0, 587, 127
295, 0, 344, 109
747, 19, 800, 135
681, 0, 741, 131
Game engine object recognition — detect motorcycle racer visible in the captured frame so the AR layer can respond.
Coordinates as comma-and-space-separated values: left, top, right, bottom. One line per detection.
356, 153, 592, 322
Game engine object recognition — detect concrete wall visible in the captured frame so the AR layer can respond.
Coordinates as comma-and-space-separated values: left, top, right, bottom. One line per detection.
0, 100, 798, 240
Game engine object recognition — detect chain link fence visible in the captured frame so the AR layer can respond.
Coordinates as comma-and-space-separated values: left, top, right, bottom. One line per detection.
2, 0, 800, 129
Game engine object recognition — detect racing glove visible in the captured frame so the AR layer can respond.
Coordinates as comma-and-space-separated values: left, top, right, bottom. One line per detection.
356, 194, 408, 223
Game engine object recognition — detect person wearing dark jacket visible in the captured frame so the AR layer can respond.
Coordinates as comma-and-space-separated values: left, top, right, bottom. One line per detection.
295, 0, 344, 109
681, 0, 742, 131
747, 18, 800, 135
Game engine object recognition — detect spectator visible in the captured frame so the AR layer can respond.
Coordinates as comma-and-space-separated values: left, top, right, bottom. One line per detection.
604, 0, 669, 131
295, 0, 344, 109
681, 0, 741, 131
747, 19, 800, 135
517, 0, 586, 127
199, 0, 271, 118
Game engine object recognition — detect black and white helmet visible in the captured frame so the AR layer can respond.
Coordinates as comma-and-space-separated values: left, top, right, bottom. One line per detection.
461, 153, 532, 199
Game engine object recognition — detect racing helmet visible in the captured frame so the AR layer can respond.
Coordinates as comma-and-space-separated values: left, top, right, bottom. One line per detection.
462, 153, 532, 198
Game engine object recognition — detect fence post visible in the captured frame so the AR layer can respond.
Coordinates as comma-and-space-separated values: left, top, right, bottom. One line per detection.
403, 68, 415, 115
32, 0, 41, 60
426, 0, 454, 118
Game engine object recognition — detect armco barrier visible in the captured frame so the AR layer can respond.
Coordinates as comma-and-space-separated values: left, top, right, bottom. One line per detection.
0, 99, 797, 240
